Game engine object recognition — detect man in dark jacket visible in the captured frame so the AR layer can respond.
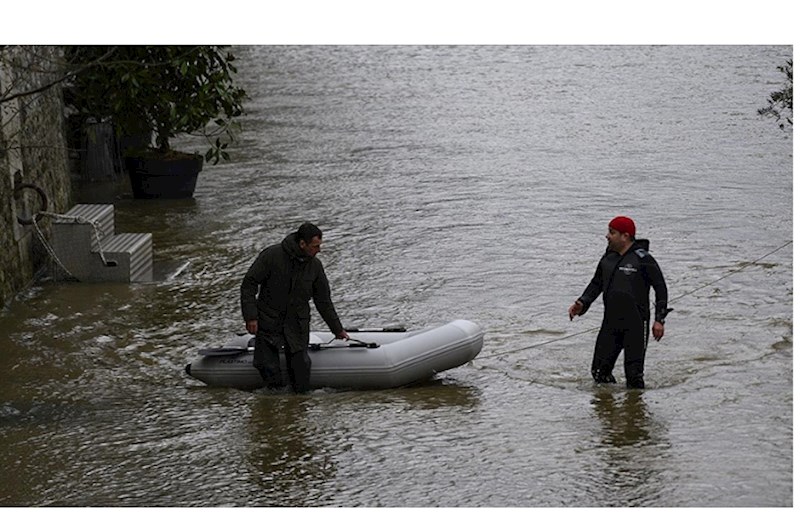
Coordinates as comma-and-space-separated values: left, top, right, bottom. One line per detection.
568, 216, 670, 389
241, 223, 349, 393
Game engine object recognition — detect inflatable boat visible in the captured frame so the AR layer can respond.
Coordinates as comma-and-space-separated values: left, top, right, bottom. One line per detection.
185, 319, 483, 390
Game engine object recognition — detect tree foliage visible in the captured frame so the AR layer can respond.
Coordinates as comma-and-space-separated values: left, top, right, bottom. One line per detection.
758, 59, 793, 130
64, 46, 246, 164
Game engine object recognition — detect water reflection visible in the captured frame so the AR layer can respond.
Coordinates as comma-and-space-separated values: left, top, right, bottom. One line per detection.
590, 389, 670, 506
247, 396, 337, 506
359, 379, 482, 411
593, 389, 653, 447
243, 381, 481, 506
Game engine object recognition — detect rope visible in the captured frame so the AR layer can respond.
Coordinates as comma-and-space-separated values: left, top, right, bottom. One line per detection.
481, 326, 600, 359
31, 213, 77, 280
476, 240, 793, 361
669, 240, 792, 303
31, 211, 114, 281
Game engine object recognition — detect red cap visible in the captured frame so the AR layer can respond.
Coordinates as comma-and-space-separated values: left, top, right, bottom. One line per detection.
609, 216, 636, 238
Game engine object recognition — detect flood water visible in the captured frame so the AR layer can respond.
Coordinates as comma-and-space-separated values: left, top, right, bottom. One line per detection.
0, 46, 793, 508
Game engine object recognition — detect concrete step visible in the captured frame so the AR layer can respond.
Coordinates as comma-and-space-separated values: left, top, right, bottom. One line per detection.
49, 203, 154, 283
84, 233, 153, 283
53, 204, 115, 248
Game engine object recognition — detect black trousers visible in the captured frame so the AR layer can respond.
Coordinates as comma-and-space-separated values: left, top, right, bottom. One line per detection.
591, 318, 649, 389
253, 328, 312, 393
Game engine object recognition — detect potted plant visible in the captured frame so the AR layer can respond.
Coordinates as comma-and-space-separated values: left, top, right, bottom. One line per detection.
64, 46, 246, 198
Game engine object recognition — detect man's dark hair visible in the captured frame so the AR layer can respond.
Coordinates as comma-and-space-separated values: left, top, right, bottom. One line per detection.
296, 222, 323, 243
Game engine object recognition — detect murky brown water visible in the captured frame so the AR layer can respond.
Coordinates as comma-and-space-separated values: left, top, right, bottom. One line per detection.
0, 45, 792, 507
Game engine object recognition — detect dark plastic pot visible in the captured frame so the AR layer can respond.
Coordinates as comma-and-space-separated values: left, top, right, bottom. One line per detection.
125, 154, 203, 199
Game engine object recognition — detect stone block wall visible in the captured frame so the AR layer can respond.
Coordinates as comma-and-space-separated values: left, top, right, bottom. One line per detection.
0, 46, 72, 309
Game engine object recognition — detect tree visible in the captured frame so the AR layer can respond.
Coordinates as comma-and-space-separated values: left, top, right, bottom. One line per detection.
63, 46, 246, 164
758, 59, 793, 130
2, 46, 247, 165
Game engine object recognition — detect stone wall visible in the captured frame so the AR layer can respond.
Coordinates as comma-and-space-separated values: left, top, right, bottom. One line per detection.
0, 46, 72, 309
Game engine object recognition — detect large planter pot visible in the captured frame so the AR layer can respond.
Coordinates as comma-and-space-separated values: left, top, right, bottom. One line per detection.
125, 154, 203, 199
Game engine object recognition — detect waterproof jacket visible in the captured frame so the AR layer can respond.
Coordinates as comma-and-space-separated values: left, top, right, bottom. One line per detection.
241, 233, 344, 353
577, 239, 670, 326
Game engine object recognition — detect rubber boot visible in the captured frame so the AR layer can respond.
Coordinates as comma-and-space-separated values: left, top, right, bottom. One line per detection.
592, 368, 617, 384
626, 376, 645, 389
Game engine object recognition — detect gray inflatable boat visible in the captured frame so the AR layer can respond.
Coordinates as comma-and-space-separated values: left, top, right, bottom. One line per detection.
185, 319, 484, 390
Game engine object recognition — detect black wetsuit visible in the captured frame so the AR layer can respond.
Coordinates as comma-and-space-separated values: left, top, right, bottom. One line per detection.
577, 239, 669, 388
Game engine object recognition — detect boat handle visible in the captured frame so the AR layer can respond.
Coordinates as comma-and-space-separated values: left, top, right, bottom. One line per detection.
309, 338, 379, 350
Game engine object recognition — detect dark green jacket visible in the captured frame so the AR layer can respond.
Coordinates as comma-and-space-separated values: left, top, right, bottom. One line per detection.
241, 233, 344, 352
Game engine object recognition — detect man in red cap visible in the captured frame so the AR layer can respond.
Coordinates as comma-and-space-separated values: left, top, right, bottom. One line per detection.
568, 216, 671, 389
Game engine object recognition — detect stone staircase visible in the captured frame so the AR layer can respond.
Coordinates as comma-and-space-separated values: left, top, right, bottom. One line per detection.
50, 204, 153, 282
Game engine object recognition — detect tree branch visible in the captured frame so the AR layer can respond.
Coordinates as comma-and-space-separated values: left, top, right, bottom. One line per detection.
0, 46, 118, 105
